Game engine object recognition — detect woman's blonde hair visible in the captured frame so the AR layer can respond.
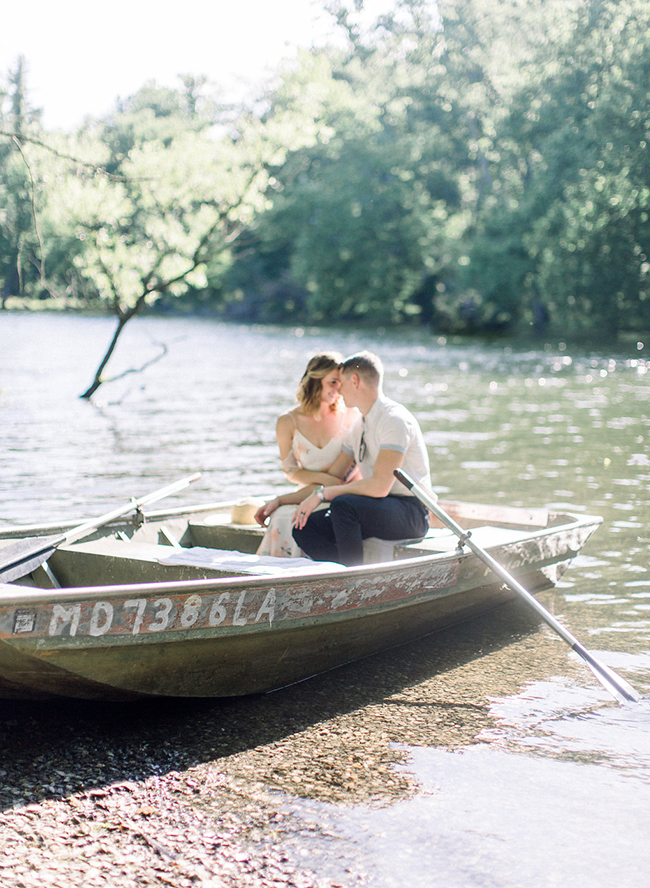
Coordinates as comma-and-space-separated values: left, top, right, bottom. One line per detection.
296, 351, 344, 415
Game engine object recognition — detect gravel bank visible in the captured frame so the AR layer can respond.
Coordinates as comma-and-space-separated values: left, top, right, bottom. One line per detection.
0, 600, 578, 886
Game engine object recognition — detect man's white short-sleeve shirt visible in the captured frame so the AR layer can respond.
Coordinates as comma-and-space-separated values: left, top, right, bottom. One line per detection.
343, 394, 431, 496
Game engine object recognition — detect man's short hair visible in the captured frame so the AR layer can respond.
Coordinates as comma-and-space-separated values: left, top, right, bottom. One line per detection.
340, 351, 383, 385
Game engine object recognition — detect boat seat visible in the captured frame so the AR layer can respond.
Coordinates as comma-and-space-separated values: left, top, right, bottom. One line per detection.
188, 513, 264, 554
190, 514, 429, 564
159, 547, 345, 575
394, 525, 528, 558
47, 537, 346, 588
362, 536, 428, 564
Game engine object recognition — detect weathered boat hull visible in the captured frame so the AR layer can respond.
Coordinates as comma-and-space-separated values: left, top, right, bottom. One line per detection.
0, 501, 601, 700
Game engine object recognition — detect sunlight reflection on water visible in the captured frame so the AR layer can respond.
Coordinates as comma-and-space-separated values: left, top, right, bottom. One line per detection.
481, 679, 650, 773
281, 734, 650, 888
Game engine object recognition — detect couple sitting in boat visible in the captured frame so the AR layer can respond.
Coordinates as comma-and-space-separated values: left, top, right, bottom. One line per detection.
255, 350, 431, 566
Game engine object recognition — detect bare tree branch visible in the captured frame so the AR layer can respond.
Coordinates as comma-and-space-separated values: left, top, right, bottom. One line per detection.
11, 136, 46, 284
0, 129, 128, 181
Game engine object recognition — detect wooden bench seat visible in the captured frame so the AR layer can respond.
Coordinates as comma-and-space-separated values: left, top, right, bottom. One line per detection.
394, 525, 528, 558
188, 513, 264, 554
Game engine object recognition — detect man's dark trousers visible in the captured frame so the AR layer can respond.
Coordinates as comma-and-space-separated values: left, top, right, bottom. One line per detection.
292, 494, 428, 566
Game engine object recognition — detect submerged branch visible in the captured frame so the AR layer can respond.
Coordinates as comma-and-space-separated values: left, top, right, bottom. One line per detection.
101, 340, 169, 386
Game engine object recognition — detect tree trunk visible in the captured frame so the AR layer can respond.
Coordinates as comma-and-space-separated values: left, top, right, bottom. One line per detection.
79, 312, 131, 399
80, 290, 152, 399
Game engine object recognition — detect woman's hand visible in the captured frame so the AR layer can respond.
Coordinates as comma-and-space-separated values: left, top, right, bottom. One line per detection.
254, 497, 280, 527
293, 492, 320, 530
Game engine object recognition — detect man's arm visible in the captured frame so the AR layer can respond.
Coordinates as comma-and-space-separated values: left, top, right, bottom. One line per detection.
324, 448, 404, 500
292, 449, 405, 529
323, 450, 356, 482
288, 467, 350, 486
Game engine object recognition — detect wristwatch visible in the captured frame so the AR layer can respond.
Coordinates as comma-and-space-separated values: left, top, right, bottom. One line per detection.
314, 485, 326, 502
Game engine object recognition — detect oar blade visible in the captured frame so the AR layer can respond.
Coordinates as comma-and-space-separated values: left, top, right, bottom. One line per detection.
573, 642, 641, 704
0, 536, 59, 583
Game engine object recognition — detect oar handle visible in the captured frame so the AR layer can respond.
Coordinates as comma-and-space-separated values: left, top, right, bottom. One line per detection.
133, 472, 202, 509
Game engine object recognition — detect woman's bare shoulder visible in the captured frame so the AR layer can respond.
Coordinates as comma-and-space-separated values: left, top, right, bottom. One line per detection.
277, 408, 303, 436
277, 407, 300, 425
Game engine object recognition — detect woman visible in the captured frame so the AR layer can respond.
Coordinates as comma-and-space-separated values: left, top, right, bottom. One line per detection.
256, 351, 359, 557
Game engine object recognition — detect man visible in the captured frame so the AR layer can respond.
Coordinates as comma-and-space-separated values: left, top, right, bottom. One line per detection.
292, 351, 431, 565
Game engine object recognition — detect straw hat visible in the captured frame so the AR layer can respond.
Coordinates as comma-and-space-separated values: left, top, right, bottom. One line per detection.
230, 497, 264, 525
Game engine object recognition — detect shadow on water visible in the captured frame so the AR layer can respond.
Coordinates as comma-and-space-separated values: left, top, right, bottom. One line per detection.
0, 599, 554, 812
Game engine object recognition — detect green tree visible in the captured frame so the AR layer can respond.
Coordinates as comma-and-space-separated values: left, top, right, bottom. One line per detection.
38, 80, 324, 397
229, 0, 553, 329
466, 0, 650, 337
525, 0, 650, 336
234, 4, 471, 325
0, 56, 43, 304
98, 77, 229, 175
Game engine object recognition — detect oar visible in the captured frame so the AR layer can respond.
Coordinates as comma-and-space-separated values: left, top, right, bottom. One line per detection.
0, 472, 201, 583
394, 469, 640, 705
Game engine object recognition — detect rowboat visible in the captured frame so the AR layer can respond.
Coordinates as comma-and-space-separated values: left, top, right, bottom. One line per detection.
0, 497, 602, 701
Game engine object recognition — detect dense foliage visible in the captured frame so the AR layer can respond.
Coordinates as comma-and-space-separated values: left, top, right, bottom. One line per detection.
2, 0, 649, 345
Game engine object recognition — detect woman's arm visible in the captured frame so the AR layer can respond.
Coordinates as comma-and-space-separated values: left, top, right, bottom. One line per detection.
278, 413, 356, 486
287, 467, 348, 486
277, 412, 319, 484
256, 450, 360, 527
276, 413, 296, 466
254, 483, 322, 527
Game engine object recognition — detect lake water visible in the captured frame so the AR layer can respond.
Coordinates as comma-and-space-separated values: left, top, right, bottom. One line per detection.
1, 313, 649, 886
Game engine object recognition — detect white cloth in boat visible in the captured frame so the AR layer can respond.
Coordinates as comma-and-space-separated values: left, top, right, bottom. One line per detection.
159, 547, 345, 575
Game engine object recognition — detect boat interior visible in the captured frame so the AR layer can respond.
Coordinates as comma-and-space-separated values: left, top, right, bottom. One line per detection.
4, 500, 562, 591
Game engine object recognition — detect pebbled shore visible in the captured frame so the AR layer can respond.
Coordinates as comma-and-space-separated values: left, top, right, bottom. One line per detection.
0, 600, 577, 887
0, 768, 338, 888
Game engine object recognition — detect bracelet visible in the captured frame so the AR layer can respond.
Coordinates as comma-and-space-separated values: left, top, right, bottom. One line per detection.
314, 485, 326, 502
